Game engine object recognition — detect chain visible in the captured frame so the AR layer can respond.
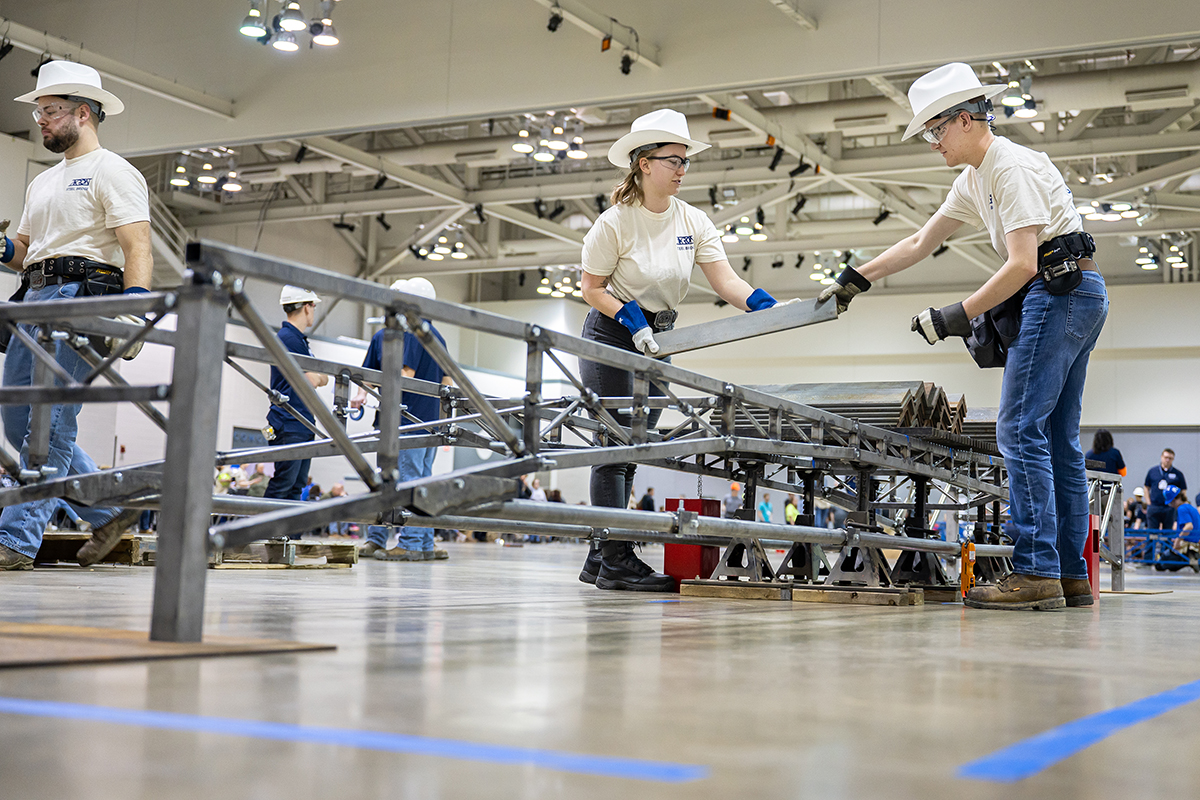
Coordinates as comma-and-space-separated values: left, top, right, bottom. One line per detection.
698, 473, 703, 498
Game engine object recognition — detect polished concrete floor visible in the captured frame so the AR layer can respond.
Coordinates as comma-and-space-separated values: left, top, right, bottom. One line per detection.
0, 541, 1198, 799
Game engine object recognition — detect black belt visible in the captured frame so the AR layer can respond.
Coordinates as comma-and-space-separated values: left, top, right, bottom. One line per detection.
1037, 232, 1095, 269
638, 306, 677, 331
22, 256, 120, 291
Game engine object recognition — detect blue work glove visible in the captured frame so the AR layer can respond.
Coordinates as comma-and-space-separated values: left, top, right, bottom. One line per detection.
745, 288, 778, 312
0, 235, 13, 265
614, 300, 660, 356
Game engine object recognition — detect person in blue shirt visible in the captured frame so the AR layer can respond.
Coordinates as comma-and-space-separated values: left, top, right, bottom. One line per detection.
263, 286, 329, 504
350, 277, 452, 561
1167, 486, 1200, 539
757, 492, 773, 523
1084, 429, 1125, 477
1144, 448, 1186, 530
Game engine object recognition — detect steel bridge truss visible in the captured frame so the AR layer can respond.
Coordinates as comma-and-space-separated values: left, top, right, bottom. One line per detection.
0, 240, 1124, 641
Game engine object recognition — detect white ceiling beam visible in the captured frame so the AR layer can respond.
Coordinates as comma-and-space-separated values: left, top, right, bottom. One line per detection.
865, 76, 911, 112
528, 0, 660, 69
1080, 152, 1200, 200
1, 18, 234, 119
300, 136, 469, 205
766, 0, 818, 30
285, 176, 367, 260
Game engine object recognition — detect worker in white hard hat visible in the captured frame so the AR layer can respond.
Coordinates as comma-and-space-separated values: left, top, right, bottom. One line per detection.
0, 61, 152, 571
262, 286, 329, 505
351, 277, 453, 561
818, 63, 1108, 611
577, 108, 794, 592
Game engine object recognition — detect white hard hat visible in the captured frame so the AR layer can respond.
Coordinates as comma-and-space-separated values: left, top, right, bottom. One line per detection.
902, 62, 1007, 141
15, 61, 125, 116
1134, 487, 1144, 496
389, 278, 409, 293
607, 109, 711, 169
280, 285, 321, 305
398, 277, 436, 300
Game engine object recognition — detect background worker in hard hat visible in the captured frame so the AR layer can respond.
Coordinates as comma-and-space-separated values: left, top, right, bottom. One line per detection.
0, 61, 151, 571
819, 63, 1108, 611
263, 286, 329, 508
350, 277, 453, 561
722, 483, 742, 519
578, 109, 791, 592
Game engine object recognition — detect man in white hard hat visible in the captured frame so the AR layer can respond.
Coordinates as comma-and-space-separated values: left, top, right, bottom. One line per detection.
350, 277, 453, 561
819, 63, 1108, 611
263, 286, 329, 505
0, 61, 152, 570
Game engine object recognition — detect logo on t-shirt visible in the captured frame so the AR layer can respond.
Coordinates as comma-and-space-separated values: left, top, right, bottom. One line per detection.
988, 193, 994, 210
67, 177, 92, 191
676, 235, 694, 252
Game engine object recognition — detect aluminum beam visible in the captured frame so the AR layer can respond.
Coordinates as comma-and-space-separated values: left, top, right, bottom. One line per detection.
653, 296, 838, 357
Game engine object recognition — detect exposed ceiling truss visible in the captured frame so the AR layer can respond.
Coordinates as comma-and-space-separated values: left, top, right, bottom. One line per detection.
143, 41, 1200, 295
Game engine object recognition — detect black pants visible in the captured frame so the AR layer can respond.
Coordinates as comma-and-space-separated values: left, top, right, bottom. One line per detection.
264, 429, 315, 502
1147, 504, 1175, 530
579, 308, 670, 510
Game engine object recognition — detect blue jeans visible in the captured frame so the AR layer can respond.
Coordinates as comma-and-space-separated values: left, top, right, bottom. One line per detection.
263, 429, 314, 501
0, 282, 123, 558
998, 272, 1108, 580
397, 446, 437, 551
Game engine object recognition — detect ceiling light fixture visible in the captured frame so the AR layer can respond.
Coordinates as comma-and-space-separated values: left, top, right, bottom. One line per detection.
532, 146, 555, 162
791, 195, 808, 215
310, 1, 339, 46
789, 159, 811, 177
512, 129, 535, 154
932, 244, 949, 257
279, 1, 308, 32
239, 1, 268, 37
768, 147, 785, 171
271, 31, 299, 51
721, 226, 739, 244
567, 142, 588, 159
872, 208, 891, 226
547, 3, 564, 32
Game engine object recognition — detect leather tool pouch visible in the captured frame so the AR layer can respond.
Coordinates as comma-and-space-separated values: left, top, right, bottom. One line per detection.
965, 286, 1027, 369
1038, 232, 1095, 296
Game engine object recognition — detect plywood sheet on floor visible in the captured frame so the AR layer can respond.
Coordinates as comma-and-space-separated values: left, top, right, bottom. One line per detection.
0, 623, 334, 669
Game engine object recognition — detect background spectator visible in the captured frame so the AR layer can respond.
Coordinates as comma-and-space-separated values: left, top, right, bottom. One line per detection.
784, 494, 799, 525
757, 492, 772, 523
1085, 429, 1126, 476
1145, 449, 1186, 530
638, 487, 655, 511
1125, 487, 1147, 529
722, 482, 741, 518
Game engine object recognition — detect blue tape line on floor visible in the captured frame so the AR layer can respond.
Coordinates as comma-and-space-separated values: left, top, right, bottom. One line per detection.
0, 696, 707, 783
958, 678, 1200, 782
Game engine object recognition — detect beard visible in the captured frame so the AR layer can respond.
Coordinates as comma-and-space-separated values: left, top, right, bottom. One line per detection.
42, 120, 80, 154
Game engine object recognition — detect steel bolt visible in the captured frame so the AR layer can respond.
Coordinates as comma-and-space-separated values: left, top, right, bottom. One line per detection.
453, 479, 465, 489
71, 480, 81, 491
417, 487, 428, 498
114, 472, 124, 483
531, 326, 541, 337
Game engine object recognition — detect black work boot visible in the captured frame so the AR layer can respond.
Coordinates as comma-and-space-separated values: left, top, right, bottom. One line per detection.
595, 542, 674, 592
578, 542, 602, 584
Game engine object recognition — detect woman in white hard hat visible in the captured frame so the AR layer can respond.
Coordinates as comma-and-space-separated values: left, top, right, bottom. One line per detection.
577, 108, 789, 592
820, 63, 1108, 611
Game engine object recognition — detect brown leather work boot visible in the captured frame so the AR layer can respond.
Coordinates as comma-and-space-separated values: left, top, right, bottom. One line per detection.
1060, 577, 1095, 607
0, 543, 34, 571
964, 573, 1065, 611
76, 508, 141, 567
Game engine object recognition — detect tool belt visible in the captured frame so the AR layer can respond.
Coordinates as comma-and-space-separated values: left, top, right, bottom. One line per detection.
638, 306, 677, 331
21, 256, 125, 296
0, 257, 124, 354
1036, 231, 1096, 296
965, 232, 1096, 369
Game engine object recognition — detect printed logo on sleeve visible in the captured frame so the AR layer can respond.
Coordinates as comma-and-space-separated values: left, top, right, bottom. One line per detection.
676, 235, 694, 252
67, 177, 93, 191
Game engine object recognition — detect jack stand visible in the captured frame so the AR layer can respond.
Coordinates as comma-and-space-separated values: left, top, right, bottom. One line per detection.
710, 537, 777, 583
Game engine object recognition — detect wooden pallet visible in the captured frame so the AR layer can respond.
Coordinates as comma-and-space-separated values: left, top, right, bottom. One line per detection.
792, 585, 923, 606
34, 533, 152, 567
680, 580, 792, 600
141, 538, 359, 568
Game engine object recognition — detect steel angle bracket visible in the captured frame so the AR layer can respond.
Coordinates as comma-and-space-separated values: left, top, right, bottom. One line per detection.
653, 297, 837, 358
408, 475, 520, 518
0, 464, 162, 508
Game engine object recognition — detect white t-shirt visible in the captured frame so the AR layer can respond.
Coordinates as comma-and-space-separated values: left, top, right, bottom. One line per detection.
581, 196, 726, 312
18, 147, 150, 268
937, 136, 1083, 262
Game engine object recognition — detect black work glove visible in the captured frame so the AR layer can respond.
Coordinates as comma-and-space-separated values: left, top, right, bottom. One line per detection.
817, 265, 871, 314
911, 302, 972, 345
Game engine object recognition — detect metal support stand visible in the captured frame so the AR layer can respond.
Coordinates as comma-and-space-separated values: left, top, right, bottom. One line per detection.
710, 537, 777, 582
375, 313, 404, 481
891, 476, 950, 586
150, 275, 230, 643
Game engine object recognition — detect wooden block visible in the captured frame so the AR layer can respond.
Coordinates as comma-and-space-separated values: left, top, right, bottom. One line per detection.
210, 562, 351, 570
792, 585, 924, 606
35, 533, 146, 567
680, 580, 791, 600
293, 541, 359, 564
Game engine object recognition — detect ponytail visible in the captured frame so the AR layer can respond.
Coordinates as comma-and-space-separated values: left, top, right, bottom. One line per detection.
611, 168, 643, 207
